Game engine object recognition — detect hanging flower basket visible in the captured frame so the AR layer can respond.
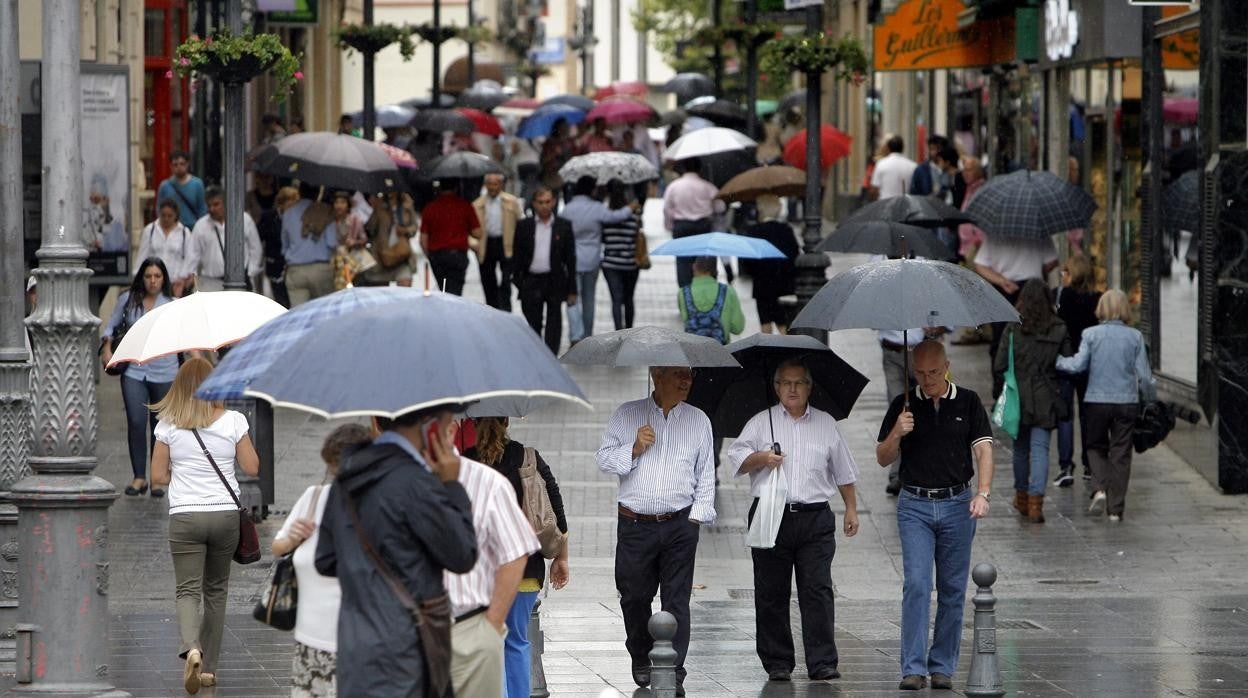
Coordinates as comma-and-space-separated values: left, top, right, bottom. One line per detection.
336, 22, 416, 59
413, 23, 459, 46
701, 22, 782, 50
760, 33, 868, 81
174, 30, 302, 100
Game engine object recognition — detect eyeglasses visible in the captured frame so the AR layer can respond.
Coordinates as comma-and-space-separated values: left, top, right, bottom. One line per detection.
668, 369, 697, 380
774, 379, 811, 390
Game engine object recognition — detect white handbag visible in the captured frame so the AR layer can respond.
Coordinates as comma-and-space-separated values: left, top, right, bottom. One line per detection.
745, 466, 787, 550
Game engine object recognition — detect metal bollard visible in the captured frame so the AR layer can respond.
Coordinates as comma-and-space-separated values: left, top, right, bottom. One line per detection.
647, 611, 679, 698
965, 563, 1006, 697
529, 598, 549, 698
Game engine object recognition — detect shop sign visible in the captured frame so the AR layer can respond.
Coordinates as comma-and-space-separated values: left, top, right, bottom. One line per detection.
873, 0, 1015, 72
1044, 0, 1079, 61
266, 0, 318, 25
783, 0, 823, 9
1160, 5, 1198, 70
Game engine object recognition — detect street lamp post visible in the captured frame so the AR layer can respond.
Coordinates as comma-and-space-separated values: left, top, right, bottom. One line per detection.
711, 0, 723, 94
744, 0, 758, 136
362, 0, 376, 138
432, 0, 443, 106
12, 0, 127, 692
466, 0, 475, 87
794, 4, 828, 343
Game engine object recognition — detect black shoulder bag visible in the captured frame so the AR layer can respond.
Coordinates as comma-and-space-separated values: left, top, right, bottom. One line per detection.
191, 427, 261, 564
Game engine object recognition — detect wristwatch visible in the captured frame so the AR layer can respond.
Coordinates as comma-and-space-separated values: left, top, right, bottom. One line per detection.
976, 491, 991, 501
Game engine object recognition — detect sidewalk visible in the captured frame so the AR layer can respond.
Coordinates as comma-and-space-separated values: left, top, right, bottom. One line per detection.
87, 200, 1248, 696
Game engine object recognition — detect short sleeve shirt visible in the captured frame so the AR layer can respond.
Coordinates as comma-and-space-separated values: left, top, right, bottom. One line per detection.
420, 193, 480, 252
877, 382, 993, 488
155, 410, 250, 515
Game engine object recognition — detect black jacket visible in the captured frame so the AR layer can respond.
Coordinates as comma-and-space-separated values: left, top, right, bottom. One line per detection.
511, 216, 577, 299
995, 320, 1073, 429
465, 440, 567, 583
741, 220, 800, 299
315, 441, 477, 698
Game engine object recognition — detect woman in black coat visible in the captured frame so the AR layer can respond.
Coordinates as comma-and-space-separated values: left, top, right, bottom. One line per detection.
465, 417, 569, 698
1052, 253, 1101, 486
742, 195, 800, 334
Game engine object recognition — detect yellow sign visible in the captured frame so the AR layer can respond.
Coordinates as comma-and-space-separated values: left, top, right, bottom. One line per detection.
1160, 6, 1198, 70
874, 0, 1016, 72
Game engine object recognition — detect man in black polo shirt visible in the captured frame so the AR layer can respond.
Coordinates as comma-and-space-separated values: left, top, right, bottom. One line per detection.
876, 340, 995, 692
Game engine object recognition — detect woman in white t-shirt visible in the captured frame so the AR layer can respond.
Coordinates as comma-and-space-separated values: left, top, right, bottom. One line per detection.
271, 423, 373, 698
150, 357, 260, 695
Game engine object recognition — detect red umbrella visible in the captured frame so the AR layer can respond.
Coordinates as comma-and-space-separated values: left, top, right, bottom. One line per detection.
586, 98, 655, 125
455, 107, 504, 136
783, 125, 852, 172
379, 142, 418, 169
595, 81, 649, 100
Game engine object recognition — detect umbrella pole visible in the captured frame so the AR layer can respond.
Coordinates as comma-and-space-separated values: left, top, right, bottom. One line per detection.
903, 328, 910, 411
765, 376, 780, 454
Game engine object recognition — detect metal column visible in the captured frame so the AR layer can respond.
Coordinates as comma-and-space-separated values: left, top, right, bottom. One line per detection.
362, 0, 376, 138
793, 4, 828, 344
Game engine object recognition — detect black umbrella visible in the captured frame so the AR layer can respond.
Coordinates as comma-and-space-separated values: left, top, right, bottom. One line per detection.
963, 169, 1097, 240
399, 94, 456, 109
250, 132, 406, 193
698, 148, 759, 188
779, 89, 806, 113
817, 220, 950, 259
424, 152, 505, 180
410, 108, 475, 134
456, 87, 510, 112
347, 104, 418, 129
685, 334, 868, 442
1161, 170, 1199, 235
663, 73, 716, 103
542, 94, 596, 111
840, 194, 976, 229
686, 99, 751, 130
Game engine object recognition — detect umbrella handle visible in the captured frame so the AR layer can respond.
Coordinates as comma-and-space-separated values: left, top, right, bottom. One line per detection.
903, 328, 910, 411
423, 261, 432, 296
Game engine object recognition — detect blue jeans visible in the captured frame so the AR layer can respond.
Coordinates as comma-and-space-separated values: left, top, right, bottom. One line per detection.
120, 375, 172, 480
565, 269, 599, 342
1011, 426, 1052, 495
503, 590, 540, 698
897, 488, 976, 678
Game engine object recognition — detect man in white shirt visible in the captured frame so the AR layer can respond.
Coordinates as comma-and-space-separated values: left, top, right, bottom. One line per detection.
974, 233, 1059, 383
191, 186, 264, 292
870, 135, 918, 201
663, 158, 726, 287
729, 359, 859, 683
472, 173, 524, 311
511, 188, 578, 353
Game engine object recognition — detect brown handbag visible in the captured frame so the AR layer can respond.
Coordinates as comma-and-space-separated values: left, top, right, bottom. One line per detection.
191, 428, 261, 564
377, 234, 412, 269
343, 490, 451, 698
634, 231, 651, 270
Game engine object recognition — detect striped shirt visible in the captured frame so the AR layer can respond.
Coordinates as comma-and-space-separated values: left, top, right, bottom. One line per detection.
728, 405, 859, 503
596, 397, 717, 524
601, 214, 641, 271
444, 457, 540, 618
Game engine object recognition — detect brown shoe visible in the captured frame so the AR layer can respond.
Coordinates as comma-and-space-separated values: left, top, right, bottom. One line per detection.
930, 672, 953, 689
1028, 494, 1046, 523
184, 649, 202, 695
899, 674, 927, 690
1012, 490, 1028, 516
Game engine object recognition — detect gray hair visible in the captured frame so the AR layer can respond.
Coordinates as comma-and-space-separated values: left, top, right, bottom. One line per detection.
773, 358, 813, 385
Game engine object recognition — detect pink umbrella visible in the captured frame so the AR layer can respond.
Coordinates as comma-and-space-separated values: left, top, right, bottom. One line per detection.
379, 143, 418, 169
586, 98, 655, 125
595, 81, 649, 100
1163, 98, 1197, 125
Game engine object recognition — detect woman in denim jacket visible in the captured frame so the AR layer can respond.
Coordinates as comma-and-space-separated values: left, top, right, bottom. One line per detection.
1056, 290, 1156, 522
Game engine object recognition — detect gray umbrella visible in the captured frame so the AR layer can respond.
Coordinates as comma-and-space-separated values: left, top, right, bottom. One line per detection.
244, 292, 588, 419
963, 169, 1097, 240
663, 73, 715, 103
411, 108, 475, 134
424, 152, 505, 179
839, 194, 975, 229
560, 326, 740, 368
817, 220, 950, 259
250, 132, 405, 193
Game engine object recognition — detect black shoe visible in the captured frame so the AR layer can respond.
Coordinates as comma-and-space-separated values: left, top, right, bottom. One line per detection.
930, 672, 953, 690
631, 666, 650, 688
767, 669, 791, 681
124, 480, 149, 496
885, 481, 901, 496
1053, 469, 1074, 488
899, 675, 927, 690
676, 684, 685, 697
810, 667, 841, 680
1082, 469, 1092, 481
150, 488, 166, 499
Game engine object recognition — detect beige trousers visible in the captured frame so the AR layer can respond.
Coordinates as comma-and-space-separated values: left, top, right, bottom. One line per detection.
285, 262, 334, 306
450, 612, 506, 697
169, 510, 238, 674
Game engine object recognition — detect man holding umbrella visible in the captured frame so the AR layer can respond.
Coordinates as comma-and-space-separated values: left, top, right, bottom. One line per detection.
728, 358, 860, 683
596, 366, 716, 696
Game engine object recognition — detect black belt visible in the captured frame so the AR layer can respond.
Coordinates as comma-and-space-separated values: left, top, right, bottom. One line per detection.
902, 482, 970, 500
880, 340, 911, 353
454, 606, 487, 624
754, 499, 829, 513
618, 504, 690, 523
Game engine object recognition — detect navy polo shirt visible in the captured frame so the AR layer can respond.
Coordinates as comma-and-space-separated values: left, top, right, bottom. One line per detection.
878, 382, 993, 489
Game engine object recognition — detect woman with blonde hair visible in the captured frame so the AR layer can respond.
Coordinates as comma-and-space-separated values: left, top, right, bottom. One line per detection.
150, 357, 260, 693
258, 186, 302, 307
1052, 254, 1101, 486
1056, 289, 1155, 522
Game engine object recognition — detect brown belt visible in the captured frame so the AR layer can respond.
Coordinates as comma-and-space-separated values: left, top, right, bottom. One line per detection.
617, 504, 687, 523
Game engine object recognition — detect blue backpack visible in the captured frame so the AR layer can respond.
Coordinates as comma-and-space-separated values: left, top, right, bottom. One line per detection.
683, 284, 728, 344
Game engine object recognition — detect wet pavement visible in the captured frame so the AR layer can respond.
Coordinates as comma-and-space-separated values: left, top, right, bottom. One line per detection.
80, 201, 1248, 696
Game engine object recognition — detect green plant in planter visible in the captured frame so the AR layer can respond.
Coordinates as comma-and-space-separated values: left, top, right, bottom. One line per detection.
412, 23, 460, 46
174, 30, 302, 100
760, 32, 868, 81
703, 22, 782, 49
336, 22, 416, 59
455, 25, 494, 45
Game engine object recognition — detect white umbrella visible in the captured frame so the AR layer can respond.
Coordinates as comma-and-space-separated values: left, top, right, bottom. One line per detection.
664, 127, 757, 161
107, 291, 287, 368
559, 152, 659, 185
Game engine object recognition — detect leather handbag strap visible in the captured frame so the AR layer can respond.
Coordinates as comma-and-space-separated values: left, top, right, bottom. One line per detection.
191, 427, 244, 510
342, 489, 423, 624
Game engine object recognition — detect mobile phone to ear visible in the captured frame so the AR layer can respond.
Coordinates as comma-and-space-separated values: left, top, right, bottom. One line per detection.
425, 419, 442, 452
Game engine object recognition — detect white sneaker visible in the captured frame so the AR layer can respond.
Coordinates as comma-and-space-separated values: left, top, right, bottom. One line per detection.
1108, 514, 1121, 522
1088, 491, 1107, 513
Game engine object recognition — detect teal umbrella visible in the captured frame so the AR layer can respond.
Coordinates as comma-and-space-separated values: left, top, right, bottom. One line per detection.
651, 232, 785, 259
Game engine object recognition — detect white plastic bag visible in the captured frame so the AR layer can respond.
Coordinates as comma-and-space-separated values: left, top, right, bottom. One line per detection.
745, 467, 787, 549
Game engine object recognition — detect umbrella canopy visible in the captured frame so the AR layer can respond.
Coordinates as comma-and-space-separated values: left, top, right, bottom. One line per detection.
559, 152, 659, 185
1161, 170, 1199, 235
108, 291, 287, 368
840, 194, 976, 229
424, 151, 505, 179
651, 232, 785, 259
457, 86, 510, 112
542, 94, 596, 111
697, 148, 759, 188
348, 104, 418, 129
791, 258, 1019, 332
659, 109, 687, 127
782, 126, 852, 172
662, 73, 715, 103
586, 98, 655, 125
817, 220, 950, 259
245, 292, 589, 419
250, 132, 405, 193
665, 127, 757, 161
455, 107, 504, 136
411, 108, 475, 134
516, 105, 587, 139
378, 142, 418, 169
464, 395, 572, 419
718, 165, 807, 202
196, 287, 415, 401
595, 81, 649, 100
686, 99, 750, 130
778, 89, 806, 113
399, 94, 456, 109
560, 325, 740, 368
963, 169, 1098, 240
685, 333, 869, 437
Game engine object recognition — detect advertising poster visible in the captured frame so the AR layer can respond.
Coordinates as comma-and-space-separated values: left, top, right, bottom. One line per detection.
80, 69, 132, 276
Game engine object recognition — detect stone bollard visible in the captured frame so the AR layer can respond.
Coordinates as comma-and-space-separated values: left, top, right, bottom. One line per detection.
529, 598, 549, 698
647, 611, 679, 698
965, 563, 1006, 697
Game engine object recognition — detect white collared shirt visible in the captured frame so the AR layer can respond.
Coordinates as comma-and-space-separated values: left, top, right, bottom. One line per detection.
728, 404, 859, 502
485, 195, 503, 238
191, 213, 264, 279
530, 216, 554, 273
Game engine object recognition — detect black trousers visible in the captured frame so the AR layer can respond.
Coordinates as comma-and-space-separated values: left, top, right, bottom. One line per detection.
603, 267, 639, 330
518, 274, 563, 353
1084, 402, 1137, 516
427, 249, 469, 296
749, 502, 839, 675
479, 237, 512, 311
615, 507, 700, 681
671, 218, 712, 288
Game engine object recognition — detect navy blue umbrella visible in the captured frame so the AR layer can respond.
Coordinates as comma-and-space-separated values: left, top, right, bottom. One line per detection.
517, 105, 587, 139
